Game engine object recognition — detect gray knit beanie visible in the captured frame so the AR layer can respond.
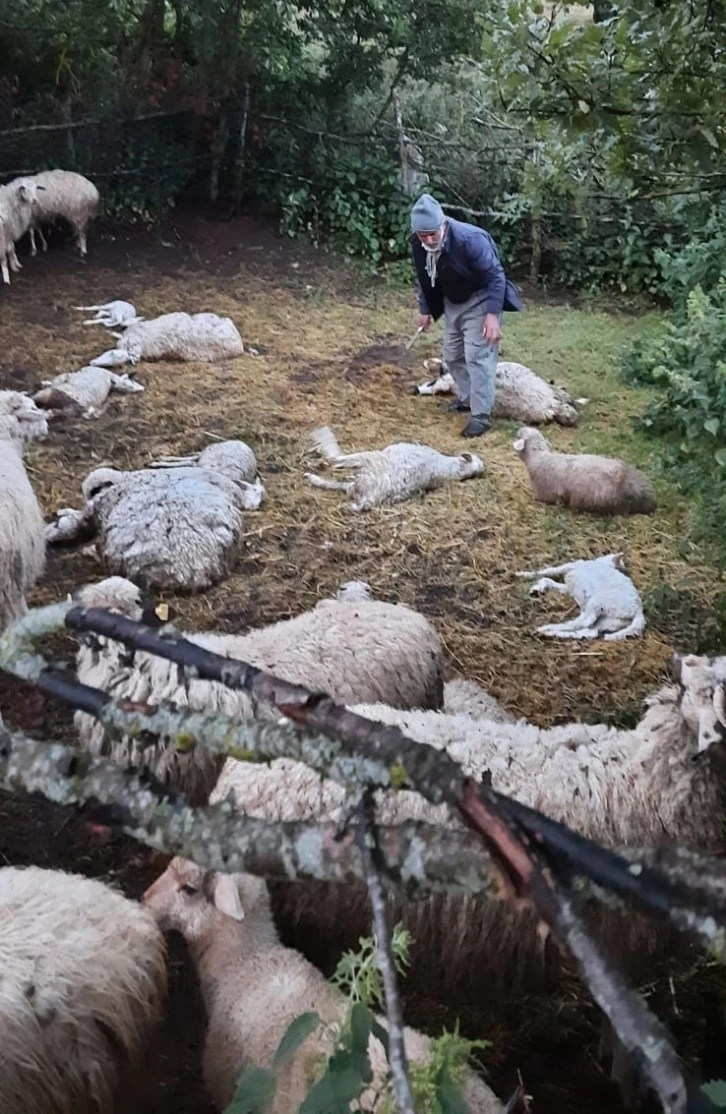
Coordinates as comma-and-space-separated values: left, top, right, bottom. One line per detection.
411, 193, 445, 233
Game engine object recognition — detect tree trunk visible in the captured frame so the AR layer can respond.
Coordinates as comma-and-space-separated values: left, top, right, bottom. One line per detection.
232, 82, 251, 212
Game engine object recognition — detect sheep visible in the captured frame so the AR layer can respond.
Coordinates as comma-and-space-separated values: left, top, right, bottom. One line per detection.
0, 392, 47, 632
33, 366, 144, 418
142, 858, 504, 1114
516, 552, 646, 640
89, 311, 245, 368
304, 426, 484, 512
208, 652, 726, 999
415, 358, 587, 426
0, 176, 40, 284
513, 426, 657, 515
74, 300, 142, 328
71, 575, 444, 804
26, 169, 99, 258
0, 864, 167, 1114
45, 441, 264, 591
441, 677, 515, 722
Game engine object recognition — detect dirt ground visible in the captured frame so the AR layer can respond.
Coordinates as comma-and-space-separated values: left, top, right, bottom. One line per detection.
1, 203, 724, 1113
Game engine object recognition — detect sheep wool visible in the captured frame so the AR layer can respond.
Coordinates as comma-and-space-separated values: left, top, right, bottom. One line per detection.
0, 865, 167, 1114
416, 358, 584, 426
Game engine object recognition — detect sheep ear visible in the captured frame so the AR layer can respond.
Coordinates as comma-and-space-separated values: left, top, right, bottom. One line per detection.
213, 874, 246, 921
461, 452, 473, 462
18, 183, 29, 201
512, 438, 525, 452
674, 653, 705, 687
696, 706, 726, 753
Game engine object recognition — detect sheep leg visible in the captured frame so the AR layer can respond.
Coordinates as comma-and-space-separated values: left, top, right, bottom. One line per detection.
8, 244, 21, 272
528, 577, 571, 597
29, 227, 37, 257
517, 560, 577, 580
602, 611, 646, 641
537, 606, 602, 639
304, 472, 354, 492
1, 254, 9, 285
36, 225, 48, 253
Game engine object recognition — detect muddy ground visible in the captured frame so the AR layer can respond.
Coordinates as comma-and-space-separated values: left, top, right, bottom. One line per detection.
1, 202, 724, 1113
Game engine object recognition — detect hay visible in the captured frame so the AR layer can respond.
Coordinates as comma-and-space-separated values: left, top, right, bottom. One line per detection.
1, 240, 722, 729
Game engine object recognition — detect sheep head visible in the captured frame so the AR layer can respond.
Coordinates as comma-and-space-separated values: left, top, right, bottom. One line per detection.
73, 575, 176, 627
142, 857, 272, 941
0, 390, 49, 446
457, 451, 485, 479
512, 426, 550, 456
672, 652, 726, 754
82, 467, 124, 502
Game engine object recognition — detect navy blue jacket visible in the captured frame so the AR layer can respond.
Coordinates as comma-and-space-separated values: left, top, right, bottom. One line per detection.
412, 217, 522, 320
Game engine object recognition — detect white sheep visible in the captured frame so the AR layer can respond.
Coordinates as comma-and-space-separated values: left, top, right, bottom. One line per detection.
90, 311, 245, 368
0, 177, 40, 284
45, 441, 264, 591
26, 169, 99, 257
0, 392, 47, 632
74, 300, 142, 328
305, 426, 484, 512
0, 865, 167, 1114
72, 575, 445, 804
33, 366, 144, 417
441, 677, 515, 721
516, 552, 646, 640
210, 652, 726, 997
513, 425, 657, 516
142, 858, 503, 1114
415, 358, 587, 426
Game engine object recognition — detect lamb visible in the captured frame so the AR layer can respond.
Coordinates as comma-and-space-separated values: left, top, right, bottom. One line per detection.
513, 425, 657, 515
209, 652, 726, 998
0, 392, 48, 632
45, 441, 264, 591
304, 426, 484, 512
0, 864, 167, 1114
0, 176, 41, 284
25, 169, 99, 257
71, 575, 444, 803
415, 358, 587, 426
142, 858, 504, 1114
33, 366, 144, 418
516, 552, 646, 640
74, 300, 142, 328
89, 311, 245, 368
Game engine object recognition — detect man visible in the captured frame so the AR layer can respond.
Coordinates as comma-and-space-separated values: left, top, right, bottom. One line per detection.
410, 193, 522, 437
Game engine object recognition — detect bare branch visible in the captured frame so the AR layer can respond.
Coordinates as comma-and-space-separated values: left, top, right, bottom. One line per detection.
357, 792, 415, 1114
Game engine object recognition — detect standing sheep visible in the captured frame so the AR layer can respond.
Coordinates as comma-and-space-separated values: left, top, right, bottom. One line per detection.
71, 575, 444, 803
305, 426, 484, 511
33, 366, 144, 418
143, 858, 504, 1114
513, 426, 657, 515
90, 311, 245, 367
416, 358, 585, 426
0, 865, 167, 1114
45, 441, 264, 591
26, 169, 99, 257
0, 391, 48, 632
516, 552, 646, 640
0, 177, 41, 284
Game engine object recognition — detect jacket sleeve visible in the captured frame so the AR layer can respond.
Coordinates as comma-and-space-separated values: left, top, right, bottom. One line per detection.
416, 279, 432, 315
462, 229, 506, 315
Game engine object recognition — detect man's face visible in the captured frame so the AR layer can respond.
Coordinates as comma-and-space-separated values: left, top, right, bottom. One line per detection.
416, 223, 446, 250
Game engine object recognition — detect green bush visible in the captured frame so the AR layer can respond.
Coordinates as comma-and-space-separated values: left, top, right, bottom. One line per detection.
99, 131, 196, 224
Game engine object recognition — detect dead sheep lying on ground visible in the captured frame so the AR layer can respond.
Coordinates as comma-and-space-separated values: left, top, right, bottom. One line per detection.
415, 357, 587, 426
513, 425, 657, 516
516, 551, 646, 640
90, 310, 245, 367
33, 366, 144, 418
46, 441, 264, 592
143, 859, 505, 1114
71, 575, 445, 804
304, 425, 484, 511
74, 300, 143, 328
0, 391, 48, 632
0, 865, 166, 1114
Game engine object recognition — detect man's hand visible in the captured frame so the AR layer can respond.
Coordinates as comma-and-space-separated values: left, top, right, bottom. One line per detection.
483, 313, 501, 345
418, 314, 433, 332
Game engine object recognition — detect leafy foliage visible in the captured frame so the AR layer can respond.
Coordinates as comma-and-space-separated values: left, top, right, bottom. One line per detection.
702, 1080, 726, 1109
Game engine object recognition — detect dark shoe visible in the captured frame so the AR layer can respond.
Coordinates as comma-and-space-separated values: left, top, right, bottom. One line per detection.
461, 414, 491, 438
446, 399, 470, 413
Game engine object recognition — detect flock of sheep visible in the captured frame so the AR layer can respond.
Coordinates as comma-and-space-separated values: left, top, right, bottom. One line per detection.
0, 169, 724, 1114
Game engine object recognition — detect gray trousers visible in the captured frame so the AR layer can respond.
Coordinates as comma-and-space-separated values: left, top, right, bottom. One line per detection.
442, 291, 500, 417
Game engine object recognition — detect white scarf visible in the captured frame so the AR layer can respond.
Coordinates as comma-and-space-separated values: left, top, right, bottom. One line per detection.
423, 222, 447, 287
